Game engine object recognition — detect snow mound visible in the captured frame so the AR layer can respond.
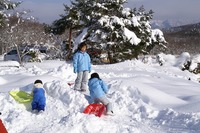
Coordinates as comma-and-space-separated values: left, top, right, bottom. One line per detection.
0, 61, 20, 67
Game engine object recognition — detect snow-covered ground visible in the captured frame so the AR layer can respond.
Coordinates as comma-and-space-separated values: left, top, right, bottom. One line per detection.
0, 54, 200, 133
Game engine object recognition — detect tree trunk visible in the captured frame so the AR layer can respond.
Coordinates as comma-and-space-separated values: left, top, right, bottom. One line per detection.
69, 27, 72, 50
107, 51, 112, 64
15, 44, 22, 65
107, 44, 113, 64
66, 27, 73, 60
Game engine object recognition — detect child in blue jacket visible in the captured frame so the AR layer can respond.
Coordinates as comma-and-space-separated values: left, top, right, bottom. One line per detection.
73, 42, 91, 91
88, 73, 113, 115
31, 79, 46, 113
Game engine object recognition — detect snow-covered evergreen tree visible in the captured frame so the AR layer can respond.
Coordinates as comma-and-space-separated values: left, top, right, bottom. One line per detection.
51, 0, 166, 63
71, 0, 167, 63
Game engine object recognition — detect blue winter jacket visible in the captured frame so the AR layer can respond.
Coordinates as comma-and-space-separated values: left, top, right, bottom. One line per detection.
88, 78, 108, 99
32, 88, 46, 106
73, 51, 91, 73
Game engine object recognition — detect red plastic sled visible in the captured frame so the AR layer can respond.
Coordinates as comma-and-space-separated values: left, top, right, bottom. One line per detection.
83, 103, 106, 117
0, 119, 8, 133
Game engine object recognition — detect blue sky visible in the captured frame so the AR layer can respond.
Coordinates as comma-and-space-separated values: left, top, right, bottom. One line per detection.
127, 0, 200, 21
14, 0, 200, 24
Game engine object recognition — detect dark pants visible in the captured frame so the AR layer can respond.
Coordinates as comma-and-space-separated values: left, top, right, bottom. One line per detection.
32, 101, 45, 111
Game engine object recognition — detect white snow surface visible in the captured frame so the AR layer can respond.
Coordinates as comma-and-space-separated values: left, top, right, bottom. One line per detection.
0, 55, 200, 133
0, 61, 20, 67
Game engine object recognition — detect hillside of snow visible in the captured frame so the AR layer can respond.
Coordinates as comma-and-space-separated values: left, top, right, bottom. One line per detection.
0, 54, 200, 133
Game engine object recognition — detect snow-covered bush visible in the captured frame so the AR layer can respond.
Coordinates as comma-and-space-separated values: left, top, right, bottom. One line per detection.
27, 50, 47, 62
156, 53, 165, 66
175, 53, 200, 74
156, 52, 200, 75
189, 54, 200, 74
176, 52, 191, 70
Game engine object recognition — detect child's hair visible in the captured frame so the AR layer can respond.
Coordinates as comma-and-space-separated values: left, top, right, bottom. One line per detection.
34, 79, 43, 84
90, 73, 101, 80
77, 41, 87, 51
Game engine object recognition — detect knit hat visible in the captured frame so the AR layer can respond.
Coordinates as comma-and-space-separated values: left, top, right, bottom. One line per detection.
34, 79, 43, 84
90, 73, 100, 79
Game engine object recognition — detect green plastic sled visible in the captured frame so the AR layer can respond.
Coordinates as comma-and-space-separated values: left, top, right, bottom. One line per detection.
9, 90, 33, 103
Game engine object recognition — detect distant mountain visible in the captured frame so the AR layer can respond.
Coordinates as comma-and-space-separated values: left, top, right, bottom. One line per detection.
161, 22, 200, 55
165, 22, 200, 33
151, 20, 173, 29
151, 19, 200, 29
